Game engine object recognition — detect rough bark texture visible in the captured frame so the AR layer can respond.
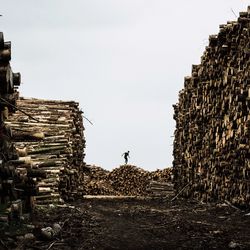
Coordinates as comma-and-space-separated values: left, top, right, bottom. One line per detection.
173, 7, 250, 206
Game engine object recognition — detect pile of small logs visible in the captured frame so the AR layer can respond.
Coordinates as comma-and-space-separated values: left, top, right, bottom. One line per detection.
82, 165, 118, 195
150, 168, 172, 182
84, 180, 119, 196
83, 165, 173, 196
108, 165, 150, 196
83, 165, 110, 181
147, 181, 174, 197
173, 7, 250, 206
147, 168, 174, 197
6, 97, 86, 204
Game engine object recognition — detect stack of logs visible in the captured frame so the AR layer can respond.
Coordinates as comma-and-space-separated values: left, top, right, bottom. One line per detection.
147, 181, 174, 197
82, 165, 118, 195
148, 169, 174, 196
108, 165, 150, 196
150, 168, 173, 182
173, 7, 250, 206
0, 31, 28, 222
6, 98, 86, 204
83, 165, 173, 196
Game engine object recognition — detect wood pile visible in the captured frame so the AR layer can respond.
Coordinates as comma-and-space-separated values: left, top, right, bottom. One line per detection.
108, 165, 150, 196
147, 168, 173, 197
83, 165, 110, 181
83, 165, 173, 197
173, 7, 250, 206
147, 181, 174, 197
150, 168, 172, 182
82, 165, 118, 195
83, 180, 118, 196
0, 31, 30, 222
6, 97, 86, 204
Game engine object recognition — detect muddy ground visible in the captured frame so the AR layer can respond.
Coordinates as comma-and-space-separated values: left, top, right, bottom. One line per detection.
1, 197, 250, 250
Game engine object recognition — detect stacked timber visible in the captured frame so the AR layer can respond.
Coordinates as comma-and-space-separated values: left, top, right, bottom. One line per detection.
148, 168, 173, 197
6, 98, 86, 204
150, 168, 172, 182
83, 165, 110, 180
173, 7, 250, 206
0, 32, 34, 223
82, 165, 118, 195
147, 181, 174, 197
83, 165, 173, 196
108, 165, 150, 196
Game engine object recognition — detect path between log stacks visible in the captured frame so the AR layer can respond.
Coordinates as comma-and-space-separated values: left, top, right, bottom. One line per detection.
6, 197, 250, 250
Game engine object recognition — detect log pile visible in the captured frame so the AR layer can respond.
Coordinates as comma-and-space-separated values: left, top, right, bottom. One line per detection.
173, 7, 250, 206
108, 165, 150, 196
150, 168, 172, 182
147, 181, 174, 197
0, 31, 30, 222
82, 165, 118, 195
6, 97, 86, 204
147, 168, 173, 197
83, 165, 173, 196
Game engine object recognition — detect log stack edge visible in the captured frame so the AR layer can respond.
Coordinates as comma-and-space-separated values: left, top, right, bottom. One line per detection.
0, 32, 25, 222
6, 98, 86, 204
173, 7, 250, 206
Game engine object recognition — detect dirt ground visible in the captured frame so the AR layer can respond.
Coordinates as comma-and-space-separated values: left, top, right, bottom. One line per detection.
2, 197, 250, 250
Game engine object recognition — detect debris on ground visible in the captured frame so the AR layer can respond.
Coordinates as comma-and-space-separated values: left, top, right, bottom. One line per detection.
1, 197, 250, 250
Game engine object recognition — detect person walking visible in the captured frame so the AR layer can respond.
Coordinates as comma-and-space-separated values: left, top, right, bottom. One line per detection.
122, 151, 130, 165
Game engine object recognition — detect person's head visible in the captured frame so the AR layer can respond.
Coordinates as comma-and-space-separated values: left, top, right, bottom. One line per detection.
127, 151, 130, 153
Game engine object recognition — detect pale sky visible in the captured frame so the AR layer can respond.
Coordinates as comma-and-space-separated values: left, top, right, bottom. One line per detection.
1, 1, 248, 170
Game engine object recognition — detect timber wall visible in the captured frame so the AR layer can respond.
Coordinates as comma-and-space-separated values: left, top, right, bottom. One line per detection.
173, 7, 250, 206
0, 31, 86, 224
7, 98, 86, 204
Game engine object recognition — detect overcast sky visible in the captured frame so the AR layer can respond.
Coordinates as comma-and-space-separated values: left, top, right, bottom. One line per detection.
1, 1, 248, 170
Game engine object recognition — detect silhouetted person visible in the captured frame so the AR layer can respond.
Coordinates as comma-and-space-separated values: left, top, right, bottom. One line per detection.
122, 151, 130, 164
